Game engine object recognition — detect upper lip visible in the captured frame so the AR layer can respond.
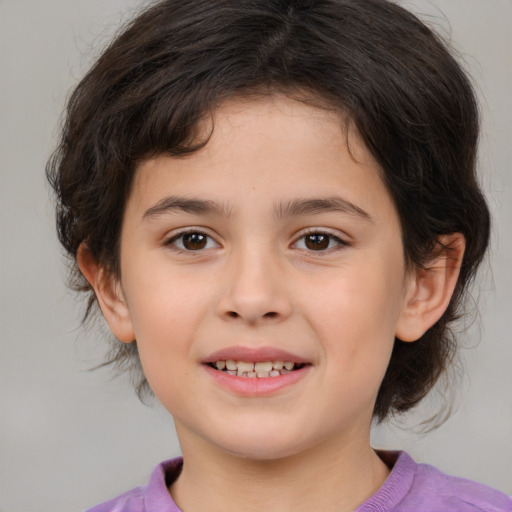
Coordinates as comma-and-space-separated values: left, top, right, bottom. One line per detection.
203, 346, 310, 364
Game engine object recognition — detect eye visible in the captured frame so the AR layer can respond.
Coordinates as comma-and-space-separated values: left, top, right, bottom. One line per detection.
166, 231, 219, 251
293, 232, 346, 251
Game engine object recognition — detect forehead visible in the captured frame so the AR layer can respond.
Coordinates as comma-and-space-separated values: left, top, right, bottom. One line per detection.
128, 94, 395, 224
199, 94, 369, 171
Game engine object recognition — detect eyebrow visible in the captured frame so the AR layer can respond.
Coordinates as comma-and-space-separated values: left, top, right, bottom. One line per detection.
142, 195, 371, 222
275, 197, 372, 222
143, 196, 232, 220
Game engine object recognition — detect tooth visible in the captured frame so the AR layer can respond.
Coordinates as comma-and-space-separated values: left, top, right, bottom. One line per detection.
257, 371, 269, 378
273, 361, 284, 370
284, 361, 294, 371
215, 361, 226, 370
254, 361, 273, 372
247, 372, 257, 378
281, 369, 290, 374
226, 360, 237, 371
226, 370, 237, 376
237, 361, 255, 373
237, 370, 245, 377
269, 370, 280, 377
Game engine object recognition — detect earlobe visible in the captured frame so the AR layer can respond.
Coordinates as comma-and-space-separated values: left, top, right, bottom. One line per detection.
77, 244, 136, 343
395, 233, 465, 342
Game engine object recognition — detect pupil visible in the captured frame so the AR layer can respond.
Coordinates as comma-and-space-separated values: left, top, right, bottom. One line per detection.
183, 233, 207, 250
306, 234, 329, 250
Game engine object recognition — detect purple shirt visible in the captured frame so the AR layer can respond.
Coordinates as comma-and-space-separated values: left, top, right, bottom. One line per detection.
86, 451, 512, 511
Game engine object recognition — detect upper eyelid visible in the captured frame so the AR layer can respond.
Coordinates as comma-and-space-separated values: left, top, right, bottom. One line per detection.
298, 227, 342, 235
164, 228, 221, 249
293, 227, 348, 241
288, 234, 345, 256
164, 227, 217, 240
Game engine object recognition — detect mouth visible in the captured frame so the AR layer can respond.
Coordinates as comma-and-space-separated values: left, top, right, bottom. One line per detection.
206, 360, 307, 378
202, 347, 311, 394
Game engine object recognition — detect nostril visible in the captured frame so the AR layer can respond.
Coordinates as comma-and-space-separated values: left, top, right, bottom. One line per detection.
226, 311, 278, 320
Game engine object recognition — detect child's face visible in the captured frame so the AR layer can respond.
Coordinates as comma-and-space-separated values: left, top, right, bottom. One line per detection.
112, 95, 415, 459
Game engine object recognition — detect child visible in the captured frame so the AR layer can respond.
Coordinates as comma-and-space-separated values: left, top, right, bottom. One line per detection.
46, 0, 511, 510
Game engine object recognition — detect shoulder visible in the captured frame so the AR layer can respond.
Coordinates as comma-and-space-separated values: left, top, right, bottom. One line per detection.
405, 457, 511, 512
358, 451, 511, 512
85, 458, 183, 512
391, 451, 511, 512
86, 486, 145, 512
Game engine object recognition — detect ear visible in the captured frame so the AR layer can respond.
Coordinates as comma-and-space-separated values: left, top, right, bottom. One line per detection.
77, 244, 135, 343
395, 233, 465, 342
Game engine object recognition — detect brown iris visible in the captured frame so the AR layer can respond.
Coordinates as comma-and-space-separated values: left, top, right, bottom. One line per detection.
304, 234, 330, 250
182, 232, 208, 250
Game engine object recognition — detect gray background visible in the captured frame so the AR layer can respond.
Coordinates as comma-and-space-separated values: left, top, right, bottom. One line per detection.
0, 1, 510, 511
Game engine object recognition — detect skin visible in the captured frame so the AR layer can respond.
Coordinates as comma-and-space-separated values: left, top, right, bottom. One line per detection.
79, 95, 465, 512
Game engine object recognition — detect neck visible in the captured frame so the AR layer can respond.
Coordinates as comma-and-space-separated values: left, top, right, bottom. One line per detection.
169, 425, 390, 512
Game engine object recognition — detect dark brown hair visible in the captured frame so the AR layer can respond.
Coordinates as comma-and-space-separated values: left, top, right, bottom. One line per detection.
47, 0, 490, 421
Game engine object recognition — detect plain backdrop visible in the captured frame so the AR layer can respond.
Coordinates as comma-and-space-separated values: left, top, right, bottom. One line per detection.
0, 1, 511, 511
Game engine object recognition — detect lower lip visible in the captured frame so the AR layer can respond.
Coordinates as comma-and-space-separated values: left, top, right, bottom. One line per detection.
203, 364, 310, 396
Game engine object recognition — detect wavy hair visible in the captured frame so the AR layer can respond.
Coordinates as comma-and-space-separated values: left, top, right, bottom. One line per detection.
47, 0, 490, 421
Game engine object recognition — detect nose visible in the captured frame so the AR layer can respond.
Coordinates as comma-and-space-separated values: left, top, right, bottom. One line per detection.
216, 245, 292, 325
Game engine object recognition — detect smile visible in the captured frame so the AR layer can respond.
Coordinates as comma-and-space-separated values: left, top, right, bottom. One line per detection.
207, 360, 305, 378
203, 346, 311, 395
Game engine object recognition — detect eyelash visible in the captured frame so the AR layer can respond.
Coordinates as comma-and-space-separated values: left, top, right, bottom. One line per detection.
165, 229, 219, 252
164, 229, 348, 253
293, 230, 348, 252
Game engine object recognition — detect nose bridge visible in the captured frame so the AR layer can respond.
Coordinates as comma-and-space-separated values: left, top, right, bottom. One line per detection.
217, 239, 291, 324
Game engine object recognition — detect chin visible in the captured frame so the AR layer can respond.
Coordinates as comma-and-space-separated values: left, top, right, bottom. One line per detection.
223, 441, 305, 462
210, 424, 316, 462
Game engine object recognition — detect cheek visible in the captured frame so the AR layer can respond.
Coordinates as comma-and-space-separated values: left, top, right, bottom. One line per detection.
302, 264, 403, 372
308, 266, 403, 333
122, 269, 209, 374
